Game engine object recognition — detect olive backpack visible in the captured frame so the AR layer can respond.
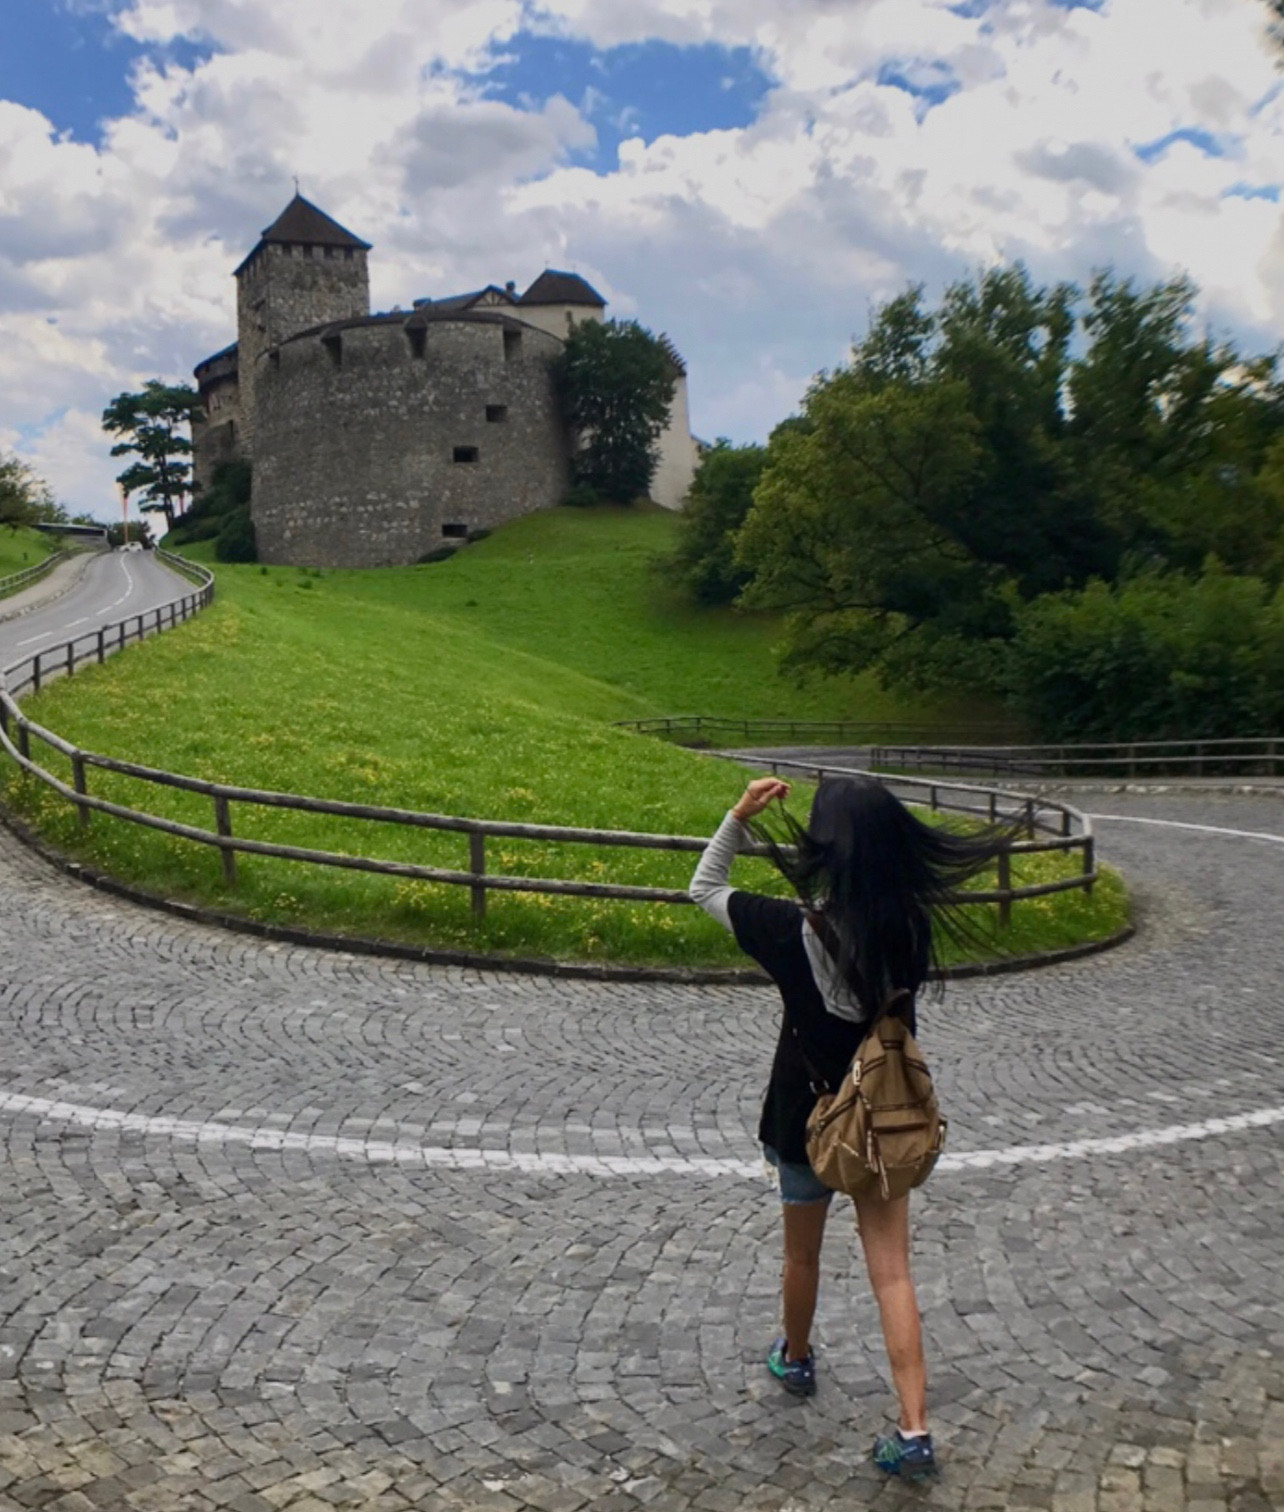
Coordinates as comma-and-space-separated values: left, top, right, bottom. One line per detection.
794, 988, 947, 1201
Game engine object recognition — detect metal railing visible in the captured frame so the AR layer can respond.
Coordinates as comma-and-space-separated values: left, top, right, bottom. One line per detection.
868, 737, 1284, 780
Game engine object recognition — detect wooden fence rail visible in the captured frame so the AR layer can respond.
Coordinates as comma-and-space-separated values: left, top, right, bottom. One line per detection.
0, 562, 1098, 928
868, 738, 1284, 779
614, 714, 1016, 746
0, 549, 77, 603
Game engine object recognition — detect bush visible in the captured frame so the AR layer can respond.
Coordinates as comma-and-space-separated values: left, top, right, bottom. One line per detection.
215, 506, 257, 563
561, 483, 603, 509
1005, 564, 1284, 740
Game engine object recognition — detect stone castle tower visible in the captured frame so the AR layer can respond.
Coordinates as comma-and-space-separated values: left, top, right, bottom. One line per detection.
192, 195, 700, 567
231, 197, 371, 459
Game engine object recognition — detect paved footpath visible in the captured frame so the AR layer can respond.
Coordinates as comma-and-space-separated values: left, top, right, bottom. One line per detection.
0, 792, 1281, 1511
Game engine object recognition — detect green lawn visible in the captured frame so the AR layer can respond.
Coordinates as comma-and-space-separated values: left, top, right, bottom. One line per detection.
3, 507, 1125, 966
0, 527, 57, 587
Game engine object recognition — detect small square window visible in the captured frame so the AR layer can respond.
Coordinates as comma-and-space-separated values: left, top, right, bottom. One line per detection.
486, 405, 508, 423
442, 522, 468, 538
453, 446, 479, 464
503, 328, 522, 361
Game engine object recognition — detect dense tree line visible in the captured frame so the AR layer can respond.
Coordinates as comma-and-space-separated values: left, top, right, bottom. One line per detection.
671, 265, 1284, 740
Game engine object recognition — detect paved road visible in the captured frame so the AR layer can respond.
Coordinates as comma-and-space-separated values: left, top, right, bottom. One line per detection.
0, 775, 1281, 1508
0, 551, 192, 680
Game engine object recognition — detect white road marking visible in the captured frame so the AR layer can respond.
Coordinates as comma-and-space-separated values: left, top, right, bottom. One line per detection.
14, 632, 53, 647
1091, 813, 1284, 845
0, 1091, 1279, 1180
64, 617, 90, 628
101, 556, 136, 614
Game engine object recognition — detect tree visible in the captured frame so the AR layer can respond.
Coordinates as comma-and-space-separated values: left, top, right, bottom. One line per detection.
733, 263, 1284, 707
0, 452, 58, 531
555, 320, 677, 503
669, 441, 767, 604
736, 375, 992, 684
102, 380, 203, 533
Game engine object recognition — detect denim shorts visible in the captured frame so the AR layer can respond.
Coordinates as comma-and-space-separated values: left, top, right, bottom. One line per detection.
764, 1144, 833, 1206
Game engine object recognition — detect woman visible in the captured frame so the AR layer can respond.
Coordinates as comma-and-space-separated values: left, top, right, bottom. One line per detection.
690, 772, 1010, 1483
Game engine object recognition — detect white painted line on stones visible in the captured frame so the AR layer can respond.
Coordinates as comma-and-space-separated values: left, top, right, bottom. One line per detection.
1, 1091, 1281, 1179
1090, 813, 1284, 845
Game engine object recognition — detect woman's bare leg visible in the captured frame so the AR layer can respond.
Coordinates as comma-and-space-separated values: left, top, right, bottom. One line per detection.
781, 1198, 829, 1360
853, 1192, 928, 1432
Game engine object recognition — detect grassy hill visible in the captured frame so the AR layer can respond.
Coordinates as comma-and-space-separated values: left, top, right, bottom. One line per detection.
3, 507, 1122, 966
0, 526, 57, 586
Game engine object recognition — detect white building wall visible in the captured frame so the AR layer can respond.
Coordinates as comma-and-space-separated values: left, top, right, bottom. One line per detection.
651, 373, 701, 511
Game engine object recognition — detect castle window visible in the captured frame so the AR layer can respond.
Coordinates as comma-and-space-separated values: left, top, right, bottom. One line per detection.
303, 244, 314, 258
407, 328, 426, 360
453, 446, 480, 464
344, 248, 354, 261
324, 246, 335, 259
485, 405, 507, 423
442, 522, 468, 538
503, 328, 522, 362
322, 334, 342, 368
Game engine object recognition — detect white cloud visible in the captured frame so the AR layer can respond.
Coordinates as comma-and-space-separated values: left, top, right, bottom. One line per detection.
2, 0, 1283, 515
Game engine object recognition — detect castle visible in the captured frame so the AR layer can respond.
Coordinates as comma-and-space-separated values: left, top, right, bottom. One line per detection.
192, 196, 700, 567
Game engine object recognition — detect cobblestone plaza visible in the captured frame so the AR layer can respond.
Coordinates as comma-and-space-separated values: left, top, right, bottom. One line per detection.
0, 793, 1281, 1510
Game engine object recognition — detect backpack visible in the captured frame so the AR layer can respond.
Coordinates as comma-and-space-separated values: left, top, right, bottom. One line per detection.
801, 992, 947, 1201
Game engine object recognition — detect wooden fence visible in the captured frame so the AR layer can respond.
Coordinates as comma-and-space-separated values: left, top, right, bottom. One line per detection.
0, 556, 1098, 928
867, 737, 1284, 780
0, 684, 1097, 932
0, 549, 75, 604
613, 714, 1018, 747
0, 549, 214, 698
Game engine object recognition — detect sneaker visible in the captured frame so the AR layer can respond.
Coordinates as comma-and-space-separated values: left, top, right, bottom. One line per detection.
873, 1429, 937, 1482
766, 1338, 816, 1397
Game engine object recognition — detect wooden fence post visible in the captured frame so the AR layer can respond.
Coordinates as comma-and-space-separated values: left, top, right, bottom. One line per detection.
470, 830, 487, 921
997, 850, 1012, 928
31, 654, 41, 694
97, 628, 106, 664
1024, 798, 1035, 838
16, 721, 29, 760
71, 754, 90, 829
66, 641, 75, 677
1082, 834, 1095, 896
213, 794, 237, 886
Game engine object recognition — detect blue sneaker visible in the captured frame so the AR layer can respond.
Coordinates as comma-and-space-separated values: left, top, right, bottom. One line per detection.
873, 1429, 937, 1482
766, 1338, 816, 1397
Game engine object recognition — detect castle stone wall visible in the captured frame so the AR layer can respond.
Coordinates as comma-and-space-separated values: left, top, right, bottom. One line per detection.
251, 317, 570, 567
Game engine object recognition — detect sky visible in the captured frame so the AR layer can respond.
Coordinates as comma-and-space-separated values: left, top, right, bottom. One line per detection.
2, 0, 1284, 518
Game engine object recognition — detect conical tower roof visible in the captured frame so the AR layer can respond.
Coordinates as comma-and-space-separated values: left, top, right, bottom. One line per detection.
234, 194, 371, 276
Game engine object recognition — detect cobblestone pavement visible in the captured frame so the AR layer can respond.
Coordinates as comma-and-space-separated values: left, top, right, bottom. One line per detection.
0, 793, 1281, 1511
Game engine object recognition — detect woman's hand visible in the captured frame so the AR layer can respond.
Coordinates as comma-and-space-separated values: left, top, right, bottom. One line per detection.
732, 777, 791, 822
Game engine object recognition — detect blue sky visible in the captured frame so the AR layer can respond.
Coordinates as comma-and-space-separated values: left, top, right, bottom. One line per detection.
1, 0, 1283, 516
0, 0, 211, 144
474, 31, 773, 170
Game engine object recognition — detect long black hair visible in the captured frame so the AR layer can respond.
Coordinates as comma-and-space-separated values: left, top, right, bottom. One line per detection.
754, 775, 1013, 1019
